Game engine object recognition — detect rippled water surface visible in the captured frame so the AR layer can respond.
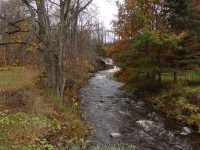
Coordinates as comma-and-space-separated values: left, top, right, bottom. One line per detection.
80, 68, 200, 150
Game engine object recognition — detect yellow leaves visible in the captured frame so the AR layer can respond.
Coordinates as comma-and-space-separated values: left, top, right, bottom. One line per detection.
26, 42, 42, 52
10, 20, 31, 45
19, 20, 30, 32
177, 30, 188, 40
56, 122, 61, 131
11, 32, 24, 44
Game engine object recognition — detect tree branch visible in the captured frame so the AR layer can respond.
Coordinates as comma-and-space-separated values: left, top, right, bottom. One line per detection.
48, 0, 60, 7
78, 0, 93, 13
0, 42, 27, 46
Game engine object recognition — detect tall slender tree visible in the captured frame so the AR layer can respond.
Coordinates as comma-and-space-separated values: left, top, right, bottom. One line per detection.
163, 0, 200, 82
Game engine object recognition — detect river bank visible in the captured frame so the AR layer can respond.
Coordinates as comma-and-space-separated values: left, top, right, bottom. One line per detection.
0, 67, 90, 149
115, 72, 200, 131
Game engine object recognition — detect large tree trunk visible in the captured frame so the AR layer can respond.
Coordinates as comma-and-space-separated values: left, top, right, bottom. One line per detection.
56, 8, 65, 100
34, 0, 65, 100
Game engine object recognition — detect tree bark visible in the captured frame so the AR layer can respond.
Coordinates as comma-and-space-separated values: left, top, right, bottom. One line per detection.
158, 72, 162, 83
174, 71, 177, 84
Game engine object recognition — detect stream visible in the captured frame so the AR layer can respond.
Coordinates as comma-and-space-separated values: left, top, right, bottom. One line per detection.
80, 67, 200, 150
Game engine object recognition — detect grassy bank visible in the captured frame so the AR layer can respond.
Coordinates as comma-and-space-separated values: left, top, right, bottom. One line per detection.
147, 85, 200, 131
115, 70, 200, 133
0, 67, 89, 149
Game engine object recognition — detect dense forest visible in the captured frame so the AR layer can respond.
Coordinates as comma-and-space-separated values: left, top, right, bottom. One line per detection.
108, 0, 200, 137
1, 0, 200, 149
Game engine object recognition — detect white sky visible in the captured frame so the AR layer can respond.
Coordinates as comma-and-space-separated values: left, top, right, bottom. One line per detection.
93, 0, 120, 29
0, 0, 119, 29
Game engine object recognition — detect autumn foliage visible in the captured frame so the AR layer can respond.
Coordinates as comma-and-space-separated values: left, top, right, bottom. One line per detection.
107, 0, 200, 84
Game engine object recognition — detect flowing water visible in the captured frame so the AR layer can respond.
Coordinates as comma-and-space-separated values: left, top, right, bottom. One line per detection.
80, 67, 200, 150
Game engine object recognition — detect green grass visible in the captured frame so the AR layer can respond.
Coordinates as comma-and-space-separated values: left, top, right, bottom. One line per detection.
0, 67, 38, 91
0, 67, 88, 149
45, 90, 87, 144
46, 90, 79, 114
0, 71, 21, 83
161, 71, 200, 83
0, 112, 52, 150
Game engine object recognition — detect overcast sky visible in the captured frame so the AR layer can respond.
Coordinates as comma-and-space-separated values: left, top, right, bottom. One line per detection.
0, 0, 120, 29
93, 0, 120, 29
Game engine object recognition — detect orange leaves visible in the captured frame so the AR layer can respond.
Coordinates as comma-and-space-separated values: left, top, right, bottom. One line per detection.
108, 0, 193, 75
26, 42, 42, 52
106, 40, 132, 55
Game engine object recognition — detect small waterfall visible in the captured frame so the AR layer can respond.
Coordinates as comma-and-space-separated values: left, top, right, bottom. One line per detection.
100, 57, 116, 69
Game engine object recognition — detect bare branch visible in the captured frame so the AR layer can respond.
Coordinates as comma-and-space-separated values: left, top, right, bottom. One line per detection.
48, 0, 60, 7
0, 42, 27, 46
78, 0, 93, 13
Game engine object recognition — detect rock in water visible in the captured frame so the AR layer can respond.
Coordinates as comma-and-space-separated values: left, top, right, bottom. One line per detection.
180, 127, 191, 135
99, 100, 104, 103
110, 133, 121, 138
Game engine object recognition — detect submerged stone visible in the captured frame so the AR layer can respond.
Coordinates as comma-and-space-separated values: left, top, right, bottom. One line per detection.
110, 132, 121, 138
99, 100, 104, 103
180, 127, 191, 135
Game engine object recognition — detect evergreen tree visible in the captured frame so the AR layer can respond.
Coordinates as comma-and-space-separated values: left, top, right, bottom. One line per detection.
163, 0, 200, 73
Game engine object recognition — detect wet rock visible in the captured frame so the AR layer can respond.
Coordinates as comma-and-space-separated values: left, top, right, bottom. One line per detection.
121, 99, 128, 105
136, 120, 154, 131
119, 110, 130, 116
139, 131, 150, 138
137, 101, 144, 106
112, 100, 118, 104
119, 110, 126, 115
174, 145, 183, 150
96, 102, 104, 107
99, 100, 104, 103
90, 74, 95, 77
159, 130, 167, 136
110, 132, 121, 138
131, 100, 135, 104
148, 112, 159, 122
103, 106, 112, 111
118, 110, 124, 114
167, 131, 174, 138
136, 106, 140, 109
154, 117, 159, 122
180, 127, 191, 135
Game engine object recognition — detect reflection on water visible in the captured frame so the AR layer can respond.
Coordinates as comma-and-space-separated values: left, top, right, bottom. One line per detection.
80, 68, 200, 150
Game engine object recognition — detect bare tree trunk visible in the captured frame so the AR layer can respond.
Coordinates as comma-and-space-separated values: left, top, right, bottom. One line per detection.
73, 0, 80, 53
158, 72, 162, 83
22, 0, 93, 101
56, 6, 65, 101
4, 46, 8, 66
174, 71, 177, 84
